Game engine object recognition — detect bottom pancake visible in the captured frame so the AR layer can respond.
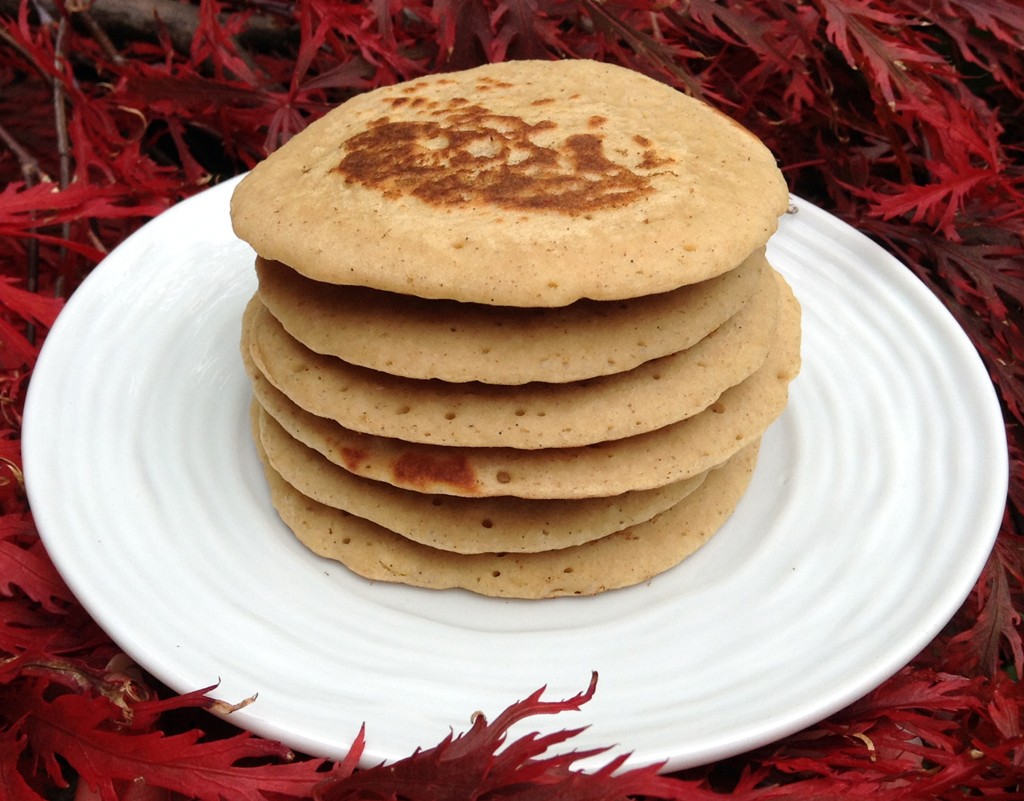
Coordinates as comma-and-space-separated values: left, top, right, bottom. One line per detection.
254, 429, 761, 599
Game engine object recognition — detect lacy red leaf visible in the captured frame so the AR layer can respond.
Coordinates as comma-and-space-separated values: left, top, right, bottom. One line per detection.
314, 674, 700, 801
22, 691, 347, 801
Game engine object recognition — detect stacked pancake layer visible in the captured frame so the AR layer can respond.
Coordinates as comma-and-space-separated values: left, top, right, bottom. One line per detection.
231, 59, 802, 598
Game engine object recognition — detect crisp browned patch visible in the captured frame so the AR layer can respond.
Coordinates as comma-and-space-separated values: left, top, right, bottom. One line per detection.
391, 451, 480, 493
333, 100, 673, 215
340, 447, 368, 472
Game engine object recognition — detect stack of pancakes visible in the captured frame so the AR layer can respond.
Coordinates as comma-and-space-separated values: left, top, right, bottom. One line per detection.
230, 59, 801, 599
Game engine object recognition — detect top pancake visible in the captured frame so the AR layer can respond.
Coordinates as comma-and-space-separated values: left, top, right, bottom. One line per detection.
230, 59, 789, 306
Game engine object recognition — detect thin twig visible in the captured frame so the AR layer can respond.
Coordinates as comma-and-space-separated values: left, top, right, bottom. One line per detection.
0, 122, 51, 185
52, 15, 71, 300
77, 7, 126, 66
0, 123, 46, 344
53, 16, 71, 191
0, 125, 45, 281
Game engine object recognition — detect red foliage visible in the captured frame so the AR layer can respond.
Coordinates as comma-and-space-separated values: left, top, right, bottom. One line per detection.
1, 0, 1022, 798
313, 674, 704, 801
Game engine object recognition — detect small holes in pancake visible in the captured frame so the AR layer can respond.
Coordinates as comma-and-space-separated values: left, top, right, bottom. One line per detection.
496, 470, 512, 484
396, 405, 411, 415
444, 411, 457, 420
710, 401, 726, 414
481, 519, 493, 529
514, 408, 526, 417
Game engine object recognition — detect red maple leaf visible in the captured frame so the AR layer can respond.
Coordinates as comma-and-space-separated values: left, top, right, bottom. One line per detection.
818, 0, 947, 111
431, 0, 493, 70
313, 673, 701, 801
0, 729, 44, 801
489, 0, 562, 62
947, 541, 1024, 679
21, 689, 353, 801
0, 514, 71, 613
931, 0, 1024, 94
863, 164, 1005, 239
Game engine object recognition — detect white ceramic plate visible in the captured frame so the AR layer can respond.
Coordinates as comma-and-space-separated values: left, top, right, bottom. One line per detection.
24, 176, 1007, 772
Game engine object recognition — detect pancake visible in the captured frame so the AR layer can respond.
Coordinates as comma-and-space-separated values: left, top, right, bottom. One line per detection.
244, 267, 780, 449
254, 250, 767, 385
256, 437, 761, 598
256, 405, 708, 554
231, 59, 789, 306
242, 271, 802, 499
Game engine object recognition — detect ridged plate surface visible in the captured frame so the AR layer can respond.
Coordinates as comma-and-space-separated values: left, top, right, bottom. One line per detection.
23, 176, 1007, 772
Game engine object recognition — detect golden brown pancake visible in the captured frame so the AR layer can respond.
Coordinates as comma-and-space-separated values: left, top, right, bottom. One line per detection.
231, 60, 789, 306
232, 59, 799, 597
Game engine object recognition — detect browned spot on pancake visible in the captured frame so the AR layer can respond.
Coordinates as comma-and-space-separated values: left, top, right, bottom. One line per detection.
340, 447, 368, 472
531, 97, 555, 105
334, 101, 673, 215
588, 115, 606, 127
638, 149, 674, 170
389, 96, 430, 109
392, 452, 479, 493
476, 78, 513, 90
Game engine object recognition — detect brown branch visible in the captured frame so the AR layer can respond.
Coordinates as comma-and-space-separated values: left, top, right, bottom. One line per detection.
0, 0, 287, 54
